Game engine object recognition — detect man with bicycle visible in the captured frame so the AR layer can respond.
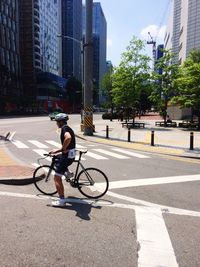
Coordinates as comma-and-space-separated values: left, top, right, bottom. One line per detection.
49, 113, 76, 207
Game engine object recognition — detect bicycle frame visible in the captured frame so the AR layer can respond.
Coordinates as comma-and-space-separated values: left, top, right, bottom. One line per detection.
73, 151, 88, 181
38, 150, 94, 185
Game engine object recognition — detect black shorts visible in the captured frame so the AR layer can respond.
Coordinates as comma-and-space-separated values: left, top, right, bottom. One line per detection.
54, 154, 74, 177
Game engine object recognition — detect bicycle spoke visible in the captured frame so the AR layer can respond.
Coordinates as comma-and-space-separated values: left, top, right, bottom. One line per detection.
77, 168, 109, 199
33, 165, 57, 195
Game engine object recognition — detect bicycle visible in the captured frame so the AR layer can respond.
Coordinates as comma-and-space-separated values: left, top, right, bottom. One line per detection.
33, 149, 109, 199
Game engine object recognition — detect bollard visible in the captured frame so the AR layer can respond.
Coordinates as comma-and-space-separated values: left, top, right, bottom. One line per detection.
190, 131, 194, 150
106, 125, 109, 139
128, 127, 131, 142
151, 130, 154, 146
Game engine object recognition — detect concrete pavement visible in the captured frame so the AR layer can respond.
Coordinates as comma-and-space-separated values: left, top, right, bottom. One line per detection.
1, 113, 200, 184
74, 113, 200, 159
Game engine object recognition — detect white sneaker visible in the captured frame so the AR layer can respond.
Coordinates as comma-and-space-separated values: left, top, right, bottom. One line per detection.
66, 171, 74, 179
51, 198, 66, 207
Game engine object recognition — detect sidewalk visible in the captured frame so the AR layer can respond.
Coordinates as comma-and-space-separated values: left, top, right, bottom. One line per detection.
0, 145, 33, 185
74, 114, 200, 159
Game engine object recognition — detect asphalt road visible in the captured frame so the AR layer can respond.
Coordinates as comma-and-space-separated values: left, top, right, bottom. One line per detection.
1, 115, 200, 267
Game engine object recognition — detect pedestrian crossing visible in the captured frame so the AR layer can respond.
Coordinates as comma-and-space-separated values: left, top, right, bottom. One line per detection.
11, 139, 151, 161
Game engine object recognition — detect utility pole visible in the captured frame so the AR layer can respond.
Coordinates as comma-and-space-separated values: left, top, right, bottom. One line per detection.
83, 0, 93, 136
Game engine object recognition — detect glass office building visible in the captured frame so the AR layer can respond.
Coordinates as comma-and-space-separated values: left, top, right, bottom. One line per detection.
0, 0, 21, 103
60, 0, 82, 80
39, 0, 59, 75
165, 0, 200, 64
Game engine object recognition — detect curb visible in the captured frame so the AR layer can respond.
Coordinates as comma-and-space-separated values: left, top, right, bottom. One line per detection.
75, 132, 200, 160
0, 176, 34, 186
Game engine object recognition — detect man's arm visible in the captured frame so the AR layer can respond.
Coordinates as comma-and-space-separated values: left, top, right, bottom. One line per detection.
61, 132, 71, 153
49, 132, 71, 154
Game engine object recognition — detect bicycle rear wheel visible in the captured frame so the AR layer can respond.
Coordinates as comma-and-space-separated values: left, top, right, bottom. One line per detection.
77, 168, 109, 199
33, 165, 57, 195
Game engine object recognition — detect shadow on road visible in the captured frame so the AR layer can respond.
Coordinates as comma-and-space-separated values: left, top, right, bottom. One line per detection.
47, 196, 113, 221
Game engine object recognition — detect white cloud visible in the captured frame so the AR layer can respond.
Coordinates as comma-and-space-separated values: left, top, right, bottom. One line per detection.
107, 38, 113, 47
140, 24, 166, 43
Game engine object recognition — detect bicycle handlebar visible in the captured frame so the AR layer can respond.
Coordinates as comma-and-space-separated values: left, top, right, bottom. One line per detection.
43, 149, 88, 157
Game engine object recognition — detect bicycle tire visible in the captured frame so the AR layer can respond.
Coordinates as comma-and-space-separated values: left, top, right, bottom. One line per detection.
77, 167, 109, 199
33, 165, 57, 195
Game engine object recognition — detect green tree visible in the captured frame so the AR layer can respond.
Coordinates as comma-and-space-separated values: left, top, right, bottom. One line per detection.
173, 49, 200, 128
150, 49, 179, 124
112, 36, 151, 121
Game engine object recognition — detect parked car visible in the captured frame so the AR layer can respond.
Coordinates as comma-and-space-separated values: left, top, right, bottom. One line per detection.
48, 111, 60, 120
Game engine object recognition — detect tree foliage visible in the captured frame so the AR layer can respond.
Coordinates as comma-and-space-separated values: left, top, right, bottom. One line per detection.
172, 49, 200, 127
150, 49, 179, 122
112, 36, 151, 119
101, 67, 113, 108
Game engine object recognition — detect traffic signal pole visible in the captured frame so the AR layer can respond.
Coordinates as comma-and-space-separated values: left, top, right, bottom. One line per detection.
83, 0, 93, 136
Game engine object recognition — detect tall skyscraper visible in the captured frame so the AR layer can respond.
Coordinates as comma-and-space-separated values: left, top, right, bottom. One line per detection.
60, 0, 82, 80
0, 0, 21, 103
19, 0, 59, 97
39, 0, 59, 75
83, 2, 107, 105
165, 0, 200, 64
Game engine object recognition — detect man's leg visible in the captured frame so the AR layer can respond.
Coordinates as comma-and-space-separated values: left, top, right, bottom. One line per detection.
54, 175, 64, 198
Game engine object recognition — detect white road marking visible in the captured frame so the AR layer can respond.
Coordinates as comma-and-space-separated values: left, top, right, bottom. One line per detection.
12, 140, 29, 148
136, 206, 178, 267
32, 163, 40, 168
45, 140, 60, 148
33, 149, 51, 161
8, 131, 16, 141
28, 140, 49, 148
76, 144, 87, 149
86, 151, 108, 160
106, 191, 200, 217
107, 174, 200, 189
0, 191, 137, 210
93, 148, 130, 159
112, 148, 150, 158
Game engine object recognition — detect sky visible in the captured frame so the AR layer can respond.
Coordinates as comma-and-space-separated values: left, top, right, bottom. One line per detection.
93, 0, 172, 66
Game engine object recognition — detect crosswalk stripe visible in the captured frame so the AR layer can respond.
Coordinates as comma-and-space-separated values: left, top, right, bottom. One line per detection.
45, 140, 60, 148
28, 140, 49, 148
33, 149, 51, 161
111, 148, 150, 158
76, 144, 87, 149
86, 151, 108, 160
12, 140, 29, 148
92, 149, 130, 159
32, 163, 40, 168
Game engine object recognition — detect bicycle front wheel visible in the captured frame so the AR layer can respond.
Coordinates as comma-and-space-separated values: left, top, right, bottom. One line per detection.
77, 168, 109, 199
33, 165, 57, 195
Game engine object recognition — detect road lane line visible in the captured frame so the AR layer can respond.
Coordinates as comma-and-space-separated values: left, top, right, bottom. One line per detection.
8, 131, 16, 141
135, 206, 178, 267
28, 140, 49, 148
93, 149, 130, 159
112, 148, 150, 158
107, 174, 200, 189
106, 191, 200, 217
45, 140, 60, 147
33, 149, 51, 161
86, 151, 108, 160
12, 140, 29, 148
0, 191, 137, 210
76, 144, 87, 149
